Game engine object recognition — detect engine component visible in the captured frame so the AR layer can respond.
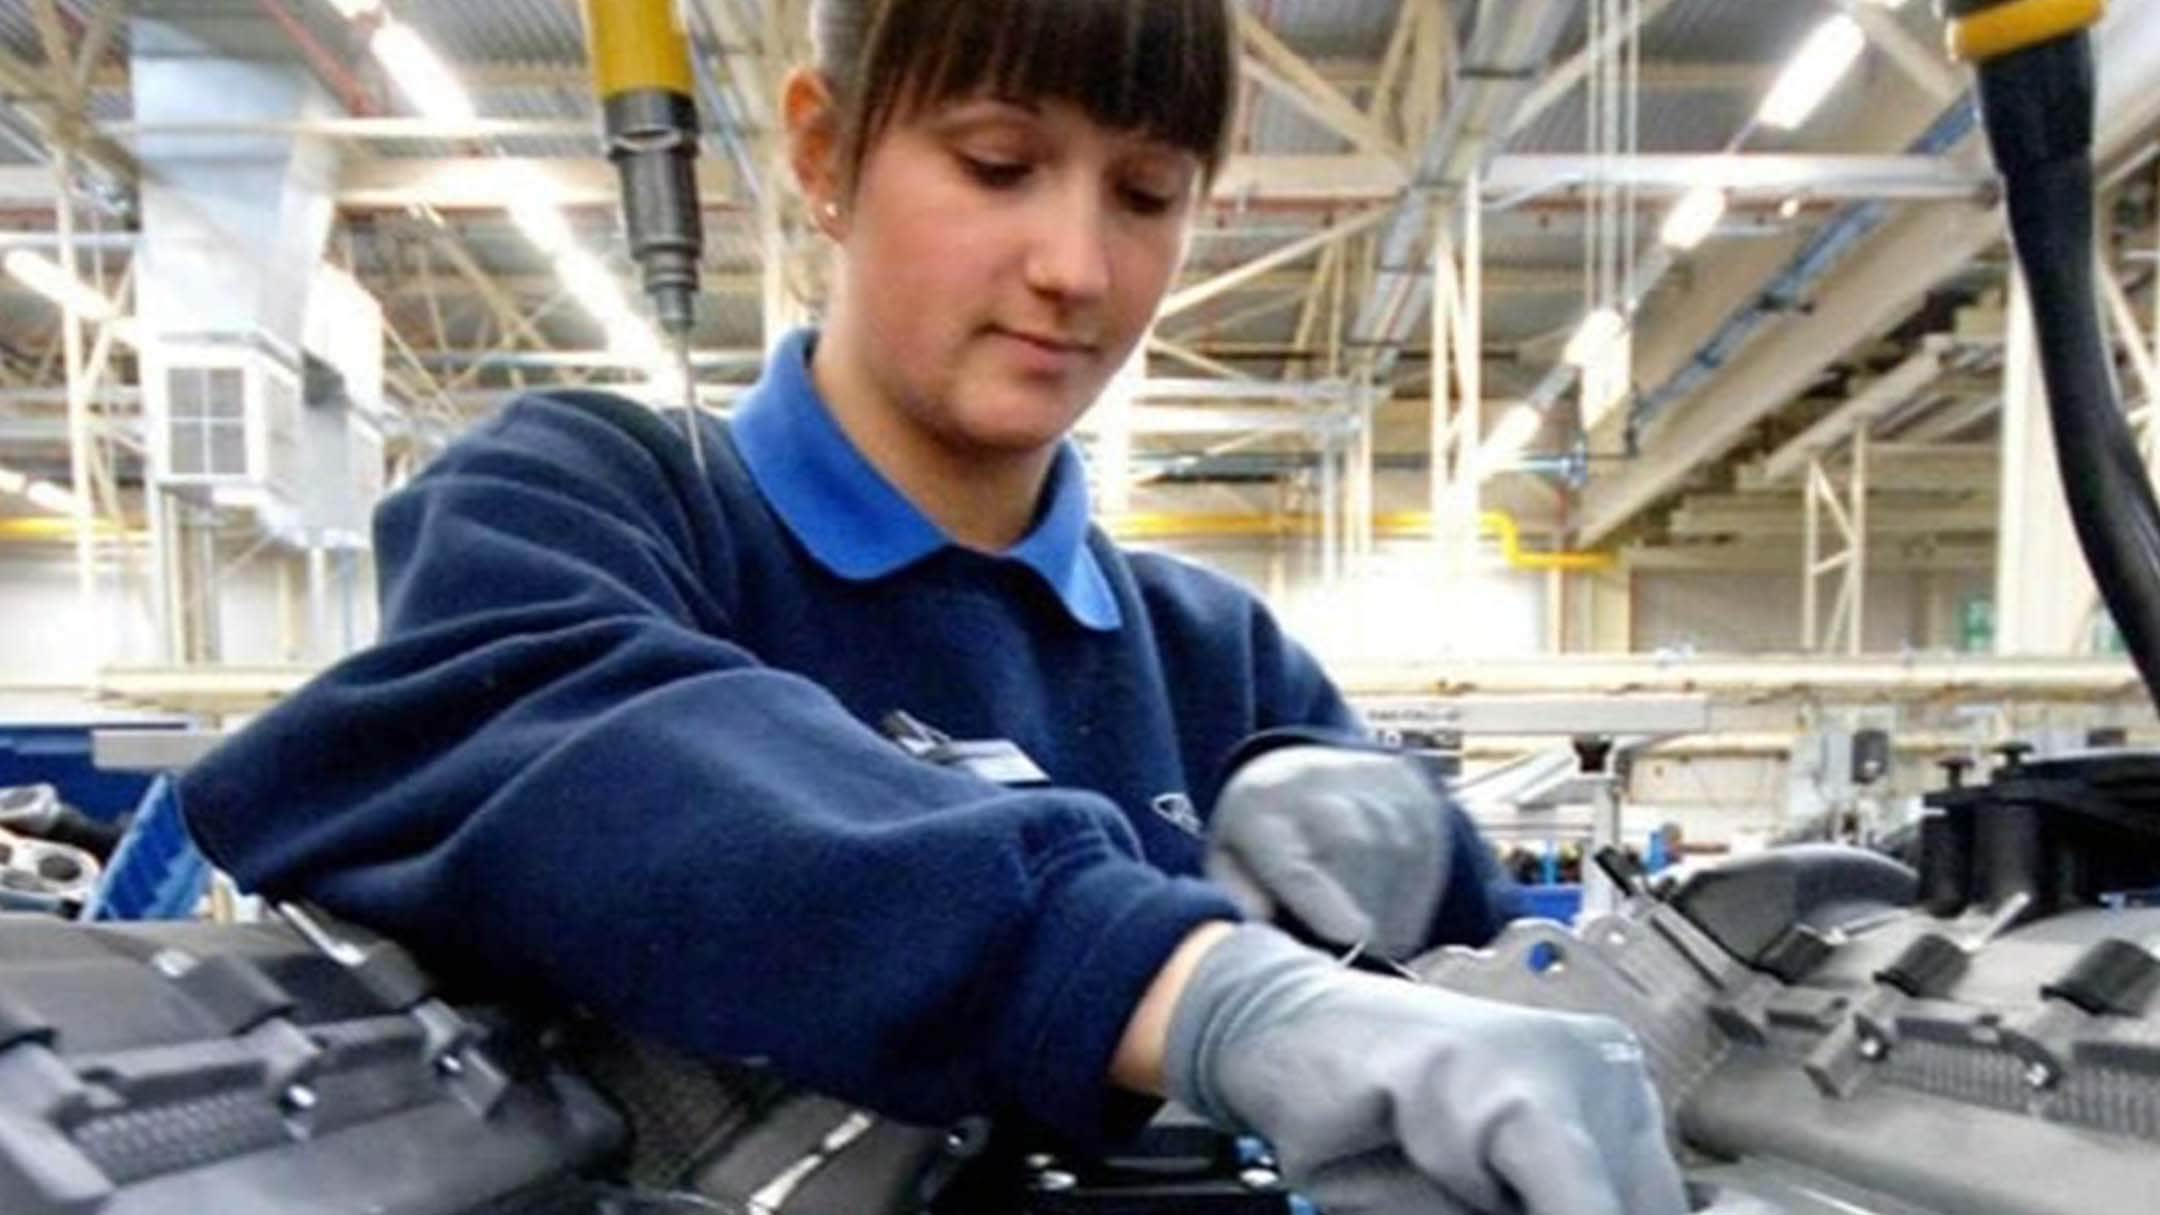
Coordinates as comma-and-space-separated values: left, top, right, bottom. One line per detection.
0, 909, 630, 1215
0, 826, 100, 914
0, 784, 127, 861
1419, 755, 2160, 1215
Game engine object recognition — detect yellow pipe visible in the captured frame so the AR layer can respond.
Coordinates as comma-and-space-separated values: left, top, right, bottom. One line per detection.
0, 516, 141, 542
582, 0, 696, 98
1948, 0, 2104, 64
1102, 511, 1614, 572
1477, 511, 1615, 573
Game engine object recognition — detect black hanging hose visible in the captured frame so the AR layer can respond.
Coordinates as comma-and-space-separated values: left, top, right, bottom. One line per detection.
1949, 0, 2160, 714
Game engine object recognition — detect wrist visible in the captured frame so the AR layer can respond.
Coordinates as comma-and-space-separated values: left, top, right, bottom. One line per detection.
1108, 920, 1237, 1096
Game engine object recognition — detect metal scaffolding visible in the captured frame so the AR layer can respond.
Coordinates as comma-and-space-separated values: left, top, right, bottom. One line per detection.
1802, 427, 1869, 655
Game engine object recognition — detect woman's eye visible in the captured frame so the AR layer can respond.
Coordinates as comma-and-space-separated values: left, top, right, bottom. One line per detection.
960, 155, 1030, 188
1121, 185, 1176, 216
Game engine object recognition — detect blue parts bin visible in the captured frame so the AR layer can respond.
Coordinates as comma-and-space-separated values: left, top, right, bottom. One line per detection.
80, 775, 211, 922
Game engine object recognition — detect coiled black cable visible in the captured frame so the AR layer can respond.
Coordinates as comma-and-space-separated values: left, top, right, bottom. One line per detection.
1966, 20, 2160, 712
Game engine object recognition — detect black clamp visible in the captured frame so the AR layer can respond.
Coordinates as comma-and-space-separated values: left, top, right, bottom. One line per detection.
1874, 933, 1969, 999
2042, 939, 2160, 1017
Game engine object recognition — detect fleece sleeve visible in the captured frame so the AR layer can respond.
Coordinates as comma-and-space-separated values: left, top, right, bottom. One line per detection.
179, 392, 1238, 1144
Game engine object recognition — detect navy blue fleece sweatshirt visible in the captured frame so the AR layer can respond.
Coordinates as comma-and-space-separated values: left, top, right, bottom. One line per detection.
180, 330, 1517, 1145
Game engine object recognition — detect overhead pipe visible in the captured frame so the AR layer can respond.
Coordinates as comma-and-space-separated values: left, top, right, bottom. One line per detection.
252, 0, 378, 117
1628, 102, 1980, 436
1103, 509, 1613, 573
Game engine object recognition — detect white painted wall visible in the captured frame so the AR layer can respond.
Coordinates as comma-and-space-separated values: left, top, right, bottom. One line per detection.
1631, 568, 1993, 654
0, 541, 376, 687
1132, 535, 1550, 667
0, 549, 162, 686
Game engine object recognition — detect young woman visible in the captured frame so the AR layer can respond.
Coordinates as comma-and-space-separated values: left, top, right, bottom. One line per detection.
181, 2, 1685, 1212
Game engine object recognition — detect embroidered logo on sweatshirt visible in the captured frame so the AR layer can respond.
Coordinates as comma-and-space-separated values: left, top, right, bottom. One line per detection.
1151, 792, 1203, 837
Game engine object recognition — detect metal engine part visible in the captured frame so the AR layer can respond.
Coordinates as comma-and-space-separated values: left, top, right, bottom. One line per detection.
1417, 848, 2160, 1214
0, 825, 101, 912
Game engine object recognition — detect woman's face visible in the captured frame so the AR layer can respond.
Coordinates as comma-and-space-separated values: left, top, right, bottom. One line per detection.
826, 94, 1200, 458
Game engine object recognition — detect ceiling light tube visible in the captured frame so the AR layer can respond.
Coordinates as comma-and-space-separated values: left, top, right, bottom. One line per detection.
4, 250, 118, 322
1660, 186, 1729, 251
1758, 15, 1868, 131
24, 480, 82, 515
1563, 307, 1628, 368
370, 20, 476, 122
1478, 405, 1544, 476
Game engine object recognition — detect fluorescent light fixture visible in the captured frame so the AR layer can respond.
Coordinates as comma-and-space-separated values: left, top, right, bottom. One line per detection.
554, 249, 625, 314
0, 466, 24, 495
609, 320, 668, 367
318, 0, 383, 15
370, 20, 476, 122
1659, 186, 1728, 251
1563, 307, 1627, 368
210, 485, 268, 511
1758, 15, 1867, 131
508, 194, 575, 256
1478, 406, 1544, 476
645, 358, 688, 402
4, 250, 117, 322
24, 480, 82, 515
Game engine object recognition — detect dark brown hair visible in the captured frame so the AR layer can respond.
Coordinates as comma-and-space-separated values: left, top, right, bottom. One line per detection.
811, 0, 1239, 191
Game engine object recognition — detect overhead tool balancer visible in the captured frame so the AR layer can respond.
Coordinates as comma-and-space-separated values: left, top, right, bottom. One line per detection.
581, 0, 705, 343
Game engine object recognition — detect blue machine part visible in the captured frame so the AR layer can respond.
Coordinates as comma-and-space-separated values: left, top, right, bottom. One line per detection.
81, 775, 211, 921
0, 722, 187, 821
1519, 884, 1583, 924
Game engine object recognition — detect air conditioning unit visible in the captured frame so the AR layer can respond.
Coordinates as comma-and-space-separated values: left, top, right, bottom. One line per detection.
146, 342, 304, 503
143, 263, 390, 551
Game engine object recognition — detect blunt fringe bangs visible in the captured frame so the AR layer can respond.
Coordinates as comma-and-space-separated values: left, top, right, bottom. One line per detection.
813, 0, 1239, 188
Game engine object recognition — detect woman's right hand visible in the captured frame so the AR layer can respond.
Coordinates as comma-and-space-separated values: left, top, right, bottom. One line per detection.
1160, 923, 1689, 1215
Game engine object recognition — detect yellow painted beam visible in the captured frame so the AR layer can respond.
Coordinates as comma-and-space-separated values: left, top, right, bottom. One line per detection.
0, 516, 141, 542
1102, 510, 1614, 572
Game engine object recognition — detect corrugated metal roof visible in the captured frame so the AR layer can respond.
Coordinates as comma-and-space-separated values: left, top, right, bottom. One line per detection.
1554, 0, 1825, 66
1249, 0, 1399, 63
1510, 86, 1756, 155
402, 0, 586, 65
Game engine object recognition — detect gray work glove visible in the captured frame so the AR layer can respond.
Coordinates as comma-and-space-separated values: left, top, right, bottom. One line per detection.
1207, 745, 1453, 958
1166, 923, 1688, 1215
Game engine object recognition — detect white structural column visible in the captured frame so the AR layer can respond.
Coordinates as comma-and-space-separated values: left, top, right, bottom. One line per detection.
1351, 366, 1377, 565
1802, 428, 1869, 654
759, 157, 802, 349
1429, 179, 1483, 576
1089, 338, 1143, 517
1996, 272, 2100, 653
1313, 434, 1330, 588
54, 149, 100, 681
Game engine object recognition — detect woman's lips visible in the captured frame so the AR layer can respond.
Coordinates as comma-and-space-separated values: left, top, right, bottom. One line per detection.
990, 326, 1098, 374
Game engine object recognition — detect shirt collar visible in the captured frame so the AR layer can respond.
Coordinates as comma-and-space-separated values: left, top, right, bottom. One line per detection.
729, 329, 1121, 632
